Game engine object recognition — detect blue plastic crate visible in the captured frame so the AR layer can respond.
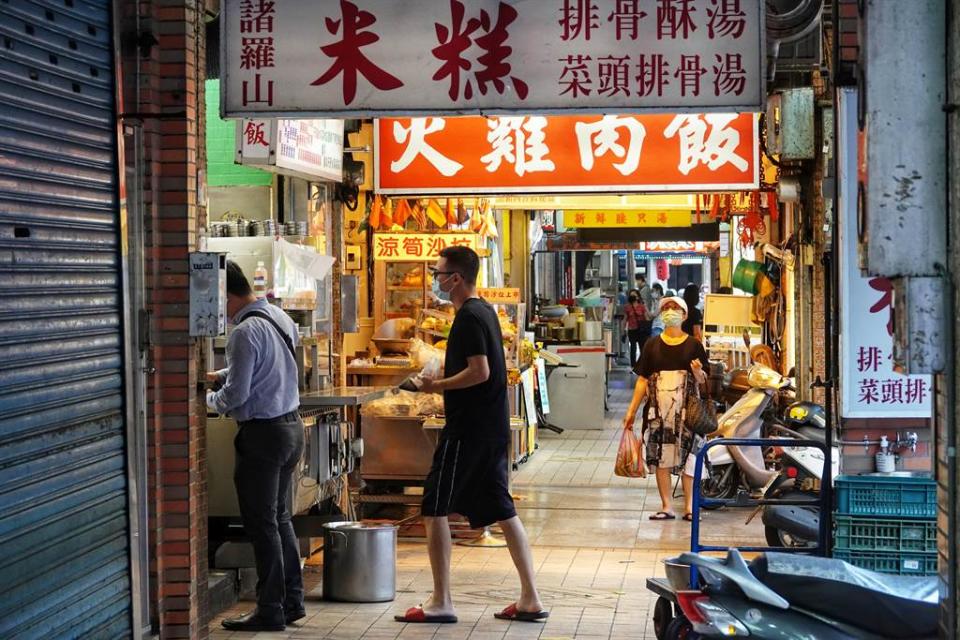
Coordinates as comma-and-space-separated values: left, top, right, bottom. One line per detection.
834, 515, 937, 553
834, 475, 936, 518
833, 549, 937, 576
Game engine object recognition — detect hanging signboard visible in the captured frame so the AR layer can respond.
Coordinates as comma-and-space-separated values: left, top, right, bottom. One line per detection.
563, 210, 691, 228
838, 89, 931, 419
478, 287, 521, 304
221, 0, 764, 117
373, 233, 478, 262
237, 118, 344, 181
491, 194, 697, 211
375, 113, 759, 194
546, 236, 720, 253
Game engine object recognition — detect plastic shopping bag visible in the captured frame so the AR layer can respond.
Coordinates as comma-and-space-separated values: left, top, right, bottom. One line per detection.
614, 427, 646, 478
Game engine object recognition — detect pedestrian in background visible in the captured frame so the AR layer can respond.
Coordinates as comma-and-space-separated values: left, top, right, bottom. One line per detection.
623, 288, 649, 369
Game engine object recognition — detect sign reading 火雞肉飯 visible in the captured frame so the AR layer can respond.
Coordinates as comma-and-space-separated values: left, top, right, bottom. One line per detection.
375, 113, 758, 194
221, 0, 765, 117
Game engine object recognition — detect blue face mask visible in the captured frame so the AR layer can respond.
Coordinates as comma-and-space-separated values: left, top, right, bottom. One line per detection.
432, 275, 451, 302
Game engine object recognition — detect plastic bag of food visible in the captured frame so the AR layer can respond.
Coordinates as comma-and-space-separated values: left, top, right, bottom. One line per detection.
415, 393, 444, 416
361, 390, 419, 418
614, 427, 646, 478
374, 318, 416, 339
408, 339, 444, 376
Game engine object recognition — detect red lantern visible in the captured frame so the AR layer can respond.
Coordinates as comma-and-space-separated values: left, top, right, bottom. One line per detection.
656, 259, 670, 280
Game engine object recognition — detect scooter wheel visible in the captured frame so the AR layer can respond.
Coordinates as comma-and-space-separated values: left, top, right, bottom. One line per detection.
665, 614, 700, 639
653, 596, 674, 639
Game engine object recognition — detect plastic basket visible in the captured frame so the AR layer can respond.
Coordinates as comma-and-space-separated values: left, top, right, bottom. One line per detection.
834, 475, 936, 518
834, 515, 937, 553
833, 549, 937, 576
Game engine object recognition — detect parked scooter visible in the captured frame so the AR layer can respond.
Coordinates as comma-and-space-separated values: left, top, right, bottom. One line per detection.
698, 364, 792, 504
667, 549, 938, 639
760, 401, 840, 547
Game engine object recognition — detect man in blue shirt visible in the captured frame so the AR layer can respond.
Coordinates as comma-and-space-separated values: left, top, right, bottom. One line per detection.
207, 261, 304, 632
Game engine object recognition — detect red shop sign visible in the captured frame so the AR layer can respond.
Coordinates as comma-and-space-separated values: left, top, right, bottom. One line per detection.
375, 113, 759, 194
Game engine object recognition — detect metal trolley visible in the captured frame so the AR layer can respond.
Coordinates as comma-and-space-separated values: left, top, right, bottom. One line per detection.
645, 437, 833, 639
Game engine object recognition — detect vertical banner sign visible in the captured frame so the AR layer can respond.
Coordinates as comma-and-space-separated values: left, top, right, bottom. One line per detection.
221, 0, 764, 117
375, 113, 759, 194
838, 89, 931, 418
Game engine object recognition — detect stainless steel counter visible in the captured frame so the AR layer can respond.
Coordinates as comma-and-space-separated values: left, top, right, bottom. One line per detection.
299, 386, 392, 407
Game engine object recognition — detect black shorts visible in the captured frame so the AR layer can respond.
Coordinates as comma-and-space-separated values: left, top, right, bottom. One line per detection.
421, 437, 516, 529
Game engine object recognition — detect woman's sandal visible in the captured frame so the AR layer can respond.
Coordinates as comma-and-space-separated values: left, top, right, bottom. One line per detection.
649, 511, 676, 520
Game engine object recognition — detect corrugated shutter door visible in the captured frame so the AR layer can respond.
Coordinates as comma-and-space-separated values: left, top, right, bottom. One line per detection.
0, 1, 131, 638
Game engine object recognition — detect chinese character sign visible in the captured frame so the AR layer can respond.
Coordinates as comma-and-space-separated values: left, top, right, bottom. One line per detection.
221, 0, 763, 116
373, 233, 479, 262
564, 209, 691, 228
376, 112, 757, 194
838, 89, 931, 418
478, 288, 521, 304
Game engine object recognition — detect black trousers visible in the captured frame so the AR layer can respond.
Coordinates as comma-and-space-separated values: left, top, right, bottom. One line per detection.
628, 328, 649, 368
234, 413, 305, 618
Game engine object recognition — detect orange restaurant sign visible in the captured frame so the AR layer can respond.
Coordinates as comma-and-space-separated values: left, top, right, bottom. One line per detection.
375, 113, 758, 195
373, 233, 478, 262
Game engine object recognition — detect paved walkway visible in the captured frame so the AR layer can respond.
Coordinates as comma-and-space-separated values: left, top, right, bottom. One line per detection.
212, 371, 765, 639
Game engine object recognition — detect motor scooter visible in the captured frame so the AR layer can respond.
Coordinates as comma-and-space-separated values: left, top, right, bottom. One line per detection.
760, 401, 840, 547
666, 549, 938, 639
698, 365, 790, 504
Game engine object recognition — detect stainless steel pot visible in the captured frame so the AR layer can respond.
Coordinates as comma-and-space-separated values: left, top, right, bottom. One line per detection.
322, 522, 397, 602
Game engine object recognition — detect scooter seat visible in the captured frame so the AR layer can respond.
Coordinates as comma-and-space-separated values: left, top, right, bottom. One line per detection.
749, 553, 938, 639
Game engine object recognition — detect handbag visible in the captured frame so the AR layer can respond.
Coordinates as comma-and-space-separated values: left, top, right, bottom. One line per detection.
683, 373, 718, 436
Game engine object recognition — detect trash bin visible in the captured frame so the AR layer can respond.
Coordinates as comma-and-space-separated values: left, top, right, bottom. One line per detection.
322, 522, 397, 602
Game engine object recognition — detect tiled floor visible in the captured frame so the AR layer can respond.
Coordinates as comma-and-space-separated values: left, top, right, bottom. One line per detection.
212, 371, 766, 639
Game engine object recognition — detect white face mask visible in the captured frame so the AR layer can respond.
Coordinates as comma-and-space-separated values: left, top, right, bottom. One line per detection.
661, 309, 683, 328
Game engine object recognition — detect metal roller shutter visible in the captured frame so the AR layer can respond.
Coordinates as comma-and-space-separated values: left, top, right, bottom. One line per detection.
0, 1, 131, 637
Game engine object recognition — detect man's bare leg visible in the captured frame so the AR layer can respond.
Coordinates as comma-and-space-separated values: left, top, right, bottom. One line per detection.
422, 515, 456, 616
497, 516, 544, 613
655, 466, 675, 514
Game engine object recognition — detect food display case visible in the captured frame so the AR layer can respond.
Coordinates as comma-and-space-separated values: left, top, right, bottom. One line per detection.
374, 261, 432, 328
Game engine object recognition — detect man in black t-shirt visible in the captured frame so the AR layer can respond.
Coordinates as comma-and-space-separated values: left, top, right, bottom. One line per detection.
395, 247, 547, 626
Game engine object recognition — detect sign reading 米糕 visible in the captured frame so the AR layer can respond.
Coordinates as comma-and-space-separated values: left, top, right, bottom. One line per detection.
221, 0, 765, 117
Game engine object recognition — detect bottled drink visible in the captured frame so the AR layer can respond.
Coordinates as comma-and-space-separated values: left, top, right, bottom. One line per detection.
253, 261, 268, 298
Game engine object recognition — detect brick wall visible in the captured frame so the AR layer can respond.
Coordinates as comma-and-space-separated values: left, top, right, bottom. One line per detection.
118, 1, 209, 638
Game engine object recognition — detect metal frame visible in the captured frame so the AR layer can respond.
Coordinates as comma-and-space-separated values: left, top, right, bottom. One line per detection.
690, 438, 832, 556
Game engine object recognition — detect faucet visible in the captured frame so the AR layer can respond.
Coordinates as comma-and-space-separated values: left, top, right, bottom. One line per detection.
895, 431, 919, 453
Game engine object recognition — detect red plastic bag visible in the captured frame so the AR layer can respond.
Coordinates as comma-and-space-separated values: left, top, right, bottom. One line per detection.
614, 427, 646, 478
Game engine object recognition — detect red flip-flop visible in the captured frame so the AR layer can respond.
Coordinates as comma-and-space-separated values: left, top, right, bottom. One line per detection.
494, 603, 550, 622
394, 606, 458, 624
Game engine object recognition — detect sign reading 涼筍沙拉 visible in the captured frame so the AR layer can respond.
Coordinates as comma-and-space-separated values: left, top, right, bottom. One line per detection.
375, 113, 759, 194
221, 0, 765, 117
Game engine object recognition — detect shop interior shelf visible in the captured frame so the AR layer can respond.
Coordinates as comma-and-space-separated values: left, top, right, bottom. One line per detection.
834, 515, 937, 553
833, 549, 937, 576
834, 475, 937, 519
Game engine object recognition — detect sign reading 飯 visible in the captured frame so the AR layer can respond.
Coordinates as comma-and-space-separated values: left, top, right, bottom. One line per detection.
375, 113, 759, 194
221, 0, 765, 117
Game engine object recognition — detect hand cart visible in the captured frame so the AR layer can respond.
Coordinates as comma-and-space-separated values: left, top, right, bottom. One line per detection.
645, 437, 832, 639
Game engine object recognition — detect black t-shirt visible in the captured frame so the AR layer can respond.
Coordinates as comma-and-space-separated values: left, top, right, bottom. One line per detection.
681, 306, 703, 336
443, 298, 509, 443
633, 334, 710, 379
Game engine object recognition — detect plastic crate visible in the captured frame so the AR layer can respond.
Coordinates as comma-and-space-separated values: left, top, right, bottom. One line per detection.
834, 475, 936, 518
834, 515, 937, 553
833, 549, 937, 576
